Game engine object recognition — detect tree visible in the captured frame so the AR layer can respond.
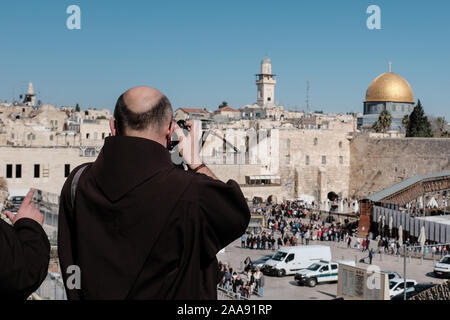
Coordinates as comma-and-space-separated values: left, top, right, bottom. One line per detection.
75, 103, 81, 112
430, 116, 447, 137
406, 100, 433, 137
218, 101, 228, 109
372, 109, 392, 133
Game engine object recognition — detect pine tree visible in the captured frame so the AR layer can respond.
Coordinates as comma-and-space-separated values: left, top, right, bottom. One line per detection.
406, 100, 433, 137
218, 101, 228, 109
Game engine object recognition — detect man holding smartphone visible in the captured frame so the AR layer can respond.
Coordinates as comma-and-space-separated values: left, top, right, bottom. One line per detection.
58, 86, 250, 299
0, 189, 50, 299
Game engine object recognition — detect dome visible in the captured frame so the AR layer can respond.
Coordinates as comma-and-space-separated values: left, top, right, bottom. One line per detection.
365, 72, 414, 103
262, 57, 271, 64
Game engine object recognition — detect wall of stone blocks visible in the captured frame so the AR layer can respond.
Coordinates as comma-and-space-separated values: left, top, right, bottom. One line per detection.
349, 135, 450, 199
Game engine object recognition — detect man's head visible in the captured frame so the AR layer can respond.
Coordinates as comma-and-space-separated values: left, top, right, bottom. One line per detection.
111, 86, 174, 147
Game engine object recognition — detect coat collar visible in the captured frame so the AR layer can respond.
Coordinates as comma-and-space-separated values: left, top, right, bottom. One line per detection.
92, 136, 174, 202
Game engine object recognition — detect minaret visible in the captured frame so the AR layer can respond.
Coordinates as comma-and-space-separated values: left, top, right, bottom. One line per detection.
23, 82, 36, 107
256, 57, 276, 107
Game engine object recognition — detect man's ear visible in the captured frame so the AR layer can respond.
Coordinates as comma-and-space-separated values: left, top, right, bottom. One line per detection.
110, 118, 117, 136
167, 121, 175, 142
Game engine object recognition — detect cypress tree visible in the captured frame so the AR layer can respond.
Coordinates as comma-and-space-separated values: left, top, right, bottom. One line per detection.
406, 100, 432, 137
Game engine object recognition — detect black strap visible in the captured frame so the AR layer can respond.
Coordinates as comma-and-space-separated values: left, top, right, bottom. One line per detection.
70, 164, 90, 209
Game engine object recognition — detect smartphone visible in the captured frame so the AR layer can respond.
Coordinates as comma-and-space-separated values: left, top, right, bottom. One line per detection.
32, 189, 43, 204
167, 120, 190, 151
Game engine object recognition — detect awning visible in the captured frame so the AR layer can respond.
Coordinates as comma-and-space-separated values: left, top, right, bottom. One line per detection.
248, 175, 280, 180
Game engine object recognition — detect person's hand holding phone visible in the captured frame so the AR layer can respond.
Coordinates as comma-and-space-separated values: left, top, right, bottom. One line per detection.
173, 120, 203, 169
4, 189, 44, 226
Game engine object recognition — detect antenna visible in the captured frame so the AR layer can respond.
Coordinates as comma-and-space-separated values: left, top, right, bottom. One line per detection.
306, 80, 310, 115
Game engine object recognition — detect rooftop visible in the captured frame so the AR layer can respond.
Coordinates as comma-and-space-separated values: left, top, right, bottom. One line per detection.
366, 170, 450, 202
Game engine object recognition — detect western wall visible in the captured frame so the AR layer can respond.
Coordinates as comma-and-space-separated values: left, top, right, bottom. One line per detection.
349, 135, 450, 199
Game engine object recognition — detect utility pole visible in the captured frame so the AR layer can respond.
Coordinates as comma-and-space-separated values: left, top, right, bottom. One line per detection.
306, 80, 310, 115
403, 244, 407, 301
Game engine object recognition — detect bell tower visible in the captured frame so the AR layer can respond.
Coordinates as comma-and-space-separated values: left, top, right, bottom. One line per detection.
256, 57, 276, 107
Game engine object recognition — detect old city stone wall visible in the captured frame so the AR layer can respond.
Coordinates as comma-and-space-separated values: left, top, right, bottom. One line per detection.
349, 135, 450, 199
410, 281, 450, 300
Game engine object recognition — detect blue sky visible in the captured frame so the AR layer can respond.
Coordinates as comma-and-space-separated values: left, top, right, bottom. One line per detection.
0, 0, 449, 119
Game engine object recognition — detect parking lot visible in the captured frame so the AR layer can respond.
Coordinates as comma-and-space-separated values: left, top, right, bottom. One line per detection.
218, 237, 448, 300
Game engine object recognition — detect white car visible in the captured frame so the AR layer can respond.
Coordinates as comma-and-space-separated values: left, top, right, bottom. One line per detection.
294, 260, 355, 287
433, 255, 450, 278
389, 279, 417, 297
382, 271, 402, 282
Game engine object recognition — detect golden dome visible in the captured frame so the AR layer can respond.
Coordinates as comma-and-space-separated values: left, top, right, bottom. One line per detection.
365, 72, 414, 103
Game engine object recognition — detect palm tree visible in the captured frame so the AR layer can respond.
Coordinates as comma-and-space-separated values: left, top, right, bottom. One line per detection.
373, 109, 392, 133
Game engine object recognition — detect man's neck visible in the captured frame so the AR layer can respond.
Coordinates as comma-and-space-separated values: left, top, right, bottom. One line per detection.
124, 133, 166, 148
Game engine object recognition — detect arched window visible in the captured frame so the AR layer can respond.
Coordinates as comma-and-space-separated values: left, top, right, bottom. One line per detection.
314, 138, 318, 145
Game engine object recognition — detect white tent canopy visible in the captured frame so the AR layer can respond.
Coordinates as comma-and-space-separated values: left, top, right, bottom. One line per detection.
427, 197, 439, 208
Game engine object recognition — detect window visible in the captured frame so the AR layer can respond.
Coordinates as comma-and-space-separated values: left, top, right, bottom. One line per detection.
34, 164, 40, 178
286, 139, 290, 149
285, 155, 290, 165
6, 164, 13, 178
331, 264, 338, 270
314, 138, 318, 145
306, 155, 310, 165
86, 133, 90, 139
94, 132, 98, 140
320, 265, 329, 272
50, 135, 53, 141
339, 141, 342, 148
339, 156, 343, 164
15, 164, 22, 178
322, 156, 326, 165
102, 132, 105, 139
267, 97, 271, 101
285, 254, 294, 262
64, 164, 70, 178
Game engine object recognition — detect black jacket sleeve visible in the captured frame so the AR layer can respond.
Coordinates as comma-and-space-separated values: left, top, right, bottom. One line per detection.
196, 174, 250, 259
0, 218, 50, 299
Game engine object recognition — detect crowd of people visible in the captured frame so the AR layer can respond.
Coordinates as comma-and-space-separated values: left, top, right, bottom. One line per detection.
217, 262, 265, 299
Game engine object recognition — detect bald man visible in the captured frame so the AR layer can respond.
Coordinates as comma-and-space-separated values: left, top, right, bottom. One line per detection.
58, 86, 250, 300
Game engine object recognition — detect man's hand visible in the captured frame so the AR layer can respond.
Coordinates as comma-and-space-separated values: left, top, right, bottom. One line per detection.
173, 120, 202, 169
4, 189, 44, 226
173, 120, 218, 180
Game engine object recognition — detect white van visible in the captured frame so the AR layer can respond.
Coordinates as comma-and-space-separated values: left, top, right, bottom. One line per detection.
262, 245, 331, 277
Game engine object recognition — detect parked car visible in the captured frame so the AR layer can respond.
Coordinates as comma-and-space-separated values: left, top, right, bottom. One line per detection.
382, 271, 402, 282
433, 255, 450, 278
294, 260, 356, 287
389, 279, 417, 298
247, 254, 273, 272
263, 245, 331, 277
391, 283, 437, 300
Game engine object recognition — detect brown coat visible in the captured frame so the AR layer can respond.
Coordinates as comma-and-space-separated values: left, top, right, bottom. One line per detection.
58, 136, 250, 300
